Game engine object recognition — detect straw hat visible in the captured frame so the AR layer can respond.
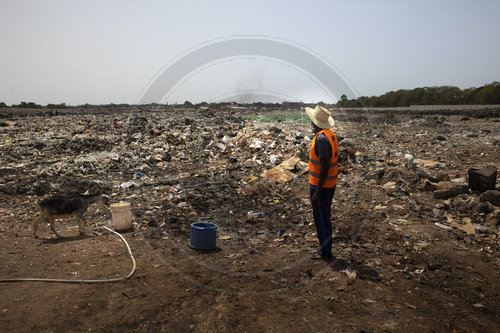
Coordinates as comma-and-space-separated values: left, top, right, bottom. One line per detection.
305, 105, 335, 129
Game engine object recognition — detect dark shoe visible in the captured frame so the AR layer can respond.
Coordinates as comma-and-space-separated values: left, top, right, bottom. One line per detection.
310, 253, 333, 261
310, 253, 324, 260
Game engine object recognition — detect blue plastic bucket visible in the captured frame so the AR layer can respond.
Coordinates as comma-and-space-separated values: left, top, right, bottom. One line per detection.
190, 222, 217, 250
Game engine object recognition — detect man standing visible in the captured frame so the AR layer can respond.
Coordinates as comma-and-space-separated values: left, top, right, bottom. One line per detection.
305, 105, 339, 260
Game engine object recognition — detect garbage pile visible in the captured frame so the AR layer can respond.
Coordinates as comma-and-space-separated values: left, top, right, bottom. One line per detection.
0, 106, 499, 247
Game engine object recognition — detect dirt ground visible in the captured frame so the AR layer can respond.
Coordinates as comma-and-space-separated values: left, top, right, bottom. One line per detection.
0, 105, 499, 332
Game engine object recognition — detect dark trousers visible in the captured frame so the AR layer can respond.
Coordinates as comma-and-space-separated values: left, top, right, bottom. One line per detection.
310, 185, 336, 257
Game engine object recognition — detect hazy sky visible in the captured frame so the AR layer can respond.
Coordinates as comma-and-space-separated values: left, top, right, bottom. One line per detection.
1, 0, 499, 105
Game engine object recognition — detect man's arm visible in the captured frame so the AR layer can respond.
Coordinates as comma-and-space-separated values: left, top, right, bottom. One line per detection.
311, 158, 330, 206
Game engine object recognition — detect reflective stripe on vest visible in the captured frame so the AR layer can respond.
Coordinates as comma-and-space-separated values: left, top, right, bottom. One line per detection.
308, 171, 338, 181
308, 158, 338, 169
308, 129, 338, 188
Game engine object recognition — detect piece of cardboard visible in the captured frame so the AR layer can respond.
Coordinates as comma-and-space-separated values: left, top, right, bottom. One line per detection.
279, 156, 301, 170
261, 167, 296, 184
261, 157, 304, 184
453, 218, 475, 235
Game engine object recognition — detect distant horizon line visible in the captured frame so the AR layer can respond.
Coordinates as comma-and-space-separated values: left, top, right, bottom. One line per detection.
2, 102, 500, 109
1, 81, 498, 107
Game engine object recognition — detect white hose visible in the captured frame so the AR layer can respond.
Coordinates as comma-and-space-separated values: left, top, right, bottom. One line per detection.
0, 226, 136, 284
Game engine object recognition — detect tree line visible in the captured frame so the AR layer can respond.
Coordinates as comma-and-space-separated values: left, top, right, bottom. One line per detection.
2, 81, 500, 108
337, 81, 500, 107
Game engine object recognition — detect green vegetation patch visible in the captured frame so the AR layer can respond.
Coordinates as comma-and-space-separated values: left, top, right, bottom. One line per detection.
242, 113, 309, 123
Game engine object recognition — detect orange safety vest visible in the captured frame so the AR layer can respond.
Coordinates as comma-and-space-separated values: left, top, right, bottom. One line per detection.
308, 129, 339, 188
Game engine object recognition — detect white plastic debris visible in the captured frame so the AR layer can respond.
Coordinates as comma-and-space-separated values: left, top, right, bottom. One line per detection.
269, 154, 279, 165
403, 154, 415, 168
249, 139, 265, 149
215, 143, 226, 151
119, 181, 140, 189
434, 222, 452, 231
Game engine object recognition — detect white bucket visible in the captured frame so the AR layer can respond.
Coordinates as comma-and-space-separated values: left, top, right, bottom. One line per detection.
110, 202, 132, 231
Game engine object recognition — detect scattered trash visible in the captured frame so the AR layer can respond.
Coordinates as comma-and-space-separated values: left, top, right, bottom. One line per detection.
434, 222, 453, 231
215, 143, 226, 151
472, 223, 490, 234
403, 154, 415, 168
241, 174, 259, 183
468, 166, 497, 192
249, 139, 265, 149
433, 184, 468, 199
479, 189, 500, 206
261, 167, 296, 184
454, 217, 475, 235
119, 181, 139, 189
269, 154, 279, 165
415, 240, 428, 247
261, 157, 303, 184
341, 268, 357, 279
406, 303, 417, 310
247, 211, 263, 218
416, 169, 439, 183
